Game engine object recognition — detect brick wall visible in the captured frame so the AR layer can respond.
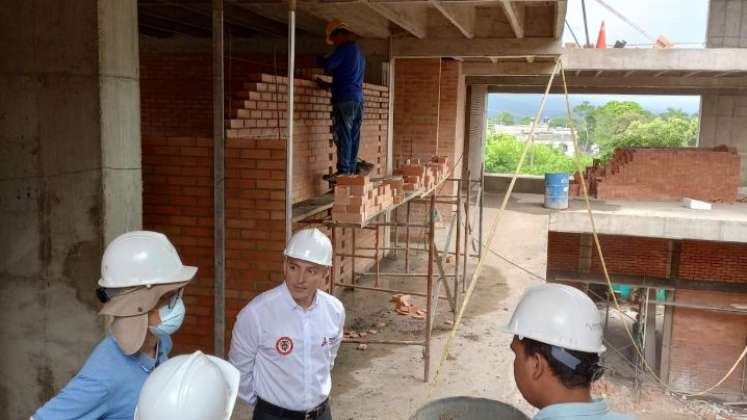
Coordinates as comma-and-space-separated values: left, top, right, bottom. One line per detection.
574, 147, 741, 203
547, 231, 747, 397
392, 58, 465, 240
669, 290, 747, 398
141, 56, 388, 354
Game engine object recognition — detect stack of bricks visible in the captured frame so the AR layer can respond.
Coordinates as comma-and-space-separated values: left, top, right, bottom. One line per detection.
571, 146, 741, 203
332, 175, 395, 225
397, 156, 450, 192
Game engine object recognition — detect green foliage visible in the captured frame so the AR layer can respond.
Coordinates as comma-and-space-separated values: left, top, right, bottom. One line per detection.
599, 117, 699, 161
519, 116, 533, 125
548, 116, 568, 128
497, 111, 515, 125
484, 133, 592, 176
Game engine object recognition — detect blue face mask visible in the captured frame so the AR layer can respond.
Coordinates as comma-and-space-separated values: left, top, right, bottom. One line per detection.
149, 297, 186, 337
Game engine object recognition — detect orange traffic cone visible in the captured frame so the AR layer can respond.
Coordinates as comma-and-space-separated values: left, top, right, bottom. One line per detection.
596, 20, 606, 48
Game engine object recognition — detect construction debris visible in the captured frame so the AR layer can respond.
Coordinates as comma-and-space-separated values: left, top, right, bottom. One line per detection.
390, 294, 426, 319
683, 197, 712, 210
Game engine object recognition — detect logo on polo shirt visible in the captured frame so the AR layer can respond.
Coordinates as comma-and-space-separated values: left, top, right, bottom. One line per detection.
275, 336, 294, 355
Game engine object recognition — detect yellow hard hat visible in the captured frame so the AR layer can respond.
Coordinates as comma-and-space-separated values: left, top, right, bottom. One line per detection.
325, 19, 349, 45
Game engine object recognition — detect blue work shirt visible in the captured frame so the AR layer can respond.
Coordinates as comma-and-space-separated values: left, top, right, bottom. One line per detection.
534, 398, 633, 420
317, 41, 365, 104
32, 335, 171, 420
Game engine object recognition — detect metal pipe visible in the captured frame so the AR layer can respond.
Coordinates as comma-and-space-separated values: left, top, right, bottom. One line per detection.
405, 201, 411, 272
375, 218, 381, 287
454, 178, 462, 321
424, 193, 436, 382
478, 164, 484, 259
357, 272, 458, 278
351, 228, 357, 284
336, 253, 376, 260
284, 0, 296, 244
334, 282, 450, 299
393, 207, 399, 256
212, 0, 226, 358
462, 170, 470, 293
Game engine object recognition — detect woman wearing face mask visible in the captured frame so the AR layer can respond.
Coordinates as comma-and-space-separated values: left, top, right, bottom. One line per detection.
30, 231, 196, 420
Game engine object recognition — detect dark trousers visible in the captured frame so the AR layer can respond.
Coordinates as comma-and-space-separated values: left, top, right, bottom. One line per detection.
333, 101, 363, 175
252, 403, 332, 420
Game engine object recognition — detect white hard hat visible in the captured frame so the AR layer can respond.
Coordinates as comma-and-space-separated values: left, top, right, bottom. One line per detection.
501, 283, 606, 354
134, 351, 240, 420
98, 231, 197, 288
284, 228, 333, 267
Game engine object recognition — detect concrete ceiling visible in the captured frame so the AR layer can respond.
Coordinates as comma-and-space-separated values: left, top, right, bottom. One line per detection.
137, 0, 566, 58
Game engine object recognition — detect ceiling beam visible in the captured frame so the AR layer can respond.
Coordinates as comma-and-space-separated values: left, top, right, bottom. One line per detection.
430, 1, 476, 39
472, 74, 747, 95
391, 37, 561, 57
500, 0, 524, 39
463, 61, 556, 76
554, 0, 567, 39
299, 2, 391, 39
365, 1, 428, 38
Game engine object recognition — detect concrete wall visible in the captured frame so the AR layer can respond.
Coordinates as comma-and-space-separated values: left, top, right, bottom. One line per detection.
0, 0, 142, 417
701, 0, 747, 186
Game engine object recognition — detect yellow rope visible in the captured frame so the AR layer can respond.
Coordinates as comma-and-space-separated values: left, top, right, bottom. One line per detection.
428, 60, 562, 393
558, 60, 747, 398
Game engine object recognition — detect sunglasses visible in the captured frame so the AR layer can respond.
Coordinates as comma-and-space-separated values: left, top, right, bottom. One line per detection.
164, 288, 185, 310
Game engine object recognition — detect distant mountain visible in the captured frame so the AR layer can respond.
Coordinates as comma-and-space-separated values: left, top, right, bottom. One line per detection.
488, 94, 700, 120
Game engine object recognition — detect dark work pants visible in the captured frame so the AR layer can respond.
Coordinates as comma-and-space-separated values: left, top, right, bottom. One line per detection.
333, 101, 363, 175
252, 404, 332, 420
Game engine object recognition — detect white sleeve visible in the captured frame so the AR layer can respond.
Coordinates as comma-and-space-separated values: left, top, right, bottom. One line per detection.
228, 308, 261, 405
329, 306, 345, 369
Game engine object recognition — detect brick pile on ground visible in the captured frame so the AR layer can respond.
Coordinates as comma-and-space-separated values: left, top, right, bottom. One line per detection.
571, 146, 741, 203
332, 175, 395, 224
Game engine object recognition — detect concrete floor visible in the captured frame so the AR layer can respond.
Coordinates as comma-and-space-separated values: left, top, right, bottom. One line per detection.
232, 193, 743, 420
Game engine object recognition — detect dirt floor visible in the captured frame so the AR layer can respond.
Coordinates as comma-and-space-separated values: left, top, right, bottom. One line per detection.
232, 193, 747, 420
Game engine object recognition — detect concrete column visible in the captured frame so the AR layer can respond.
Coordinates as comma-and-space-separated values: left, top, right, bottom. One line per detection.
0, 1, 141, 417
467, 85, 488, 183
701, 0, 747, 187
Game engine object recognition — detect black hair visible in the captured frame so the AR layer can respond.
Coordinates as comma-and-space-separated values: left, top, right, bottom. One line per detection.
522, 338, 604, 388
330, 28, 351, 38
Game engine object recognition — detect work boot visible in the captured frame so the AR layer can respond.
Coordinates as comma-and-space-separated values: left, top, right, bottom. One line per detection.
355, 159, 374, 176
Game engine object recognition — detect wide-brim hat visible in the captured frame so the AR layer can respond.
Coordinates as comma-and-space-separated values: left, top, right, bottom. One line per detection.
100, 281, 189, 355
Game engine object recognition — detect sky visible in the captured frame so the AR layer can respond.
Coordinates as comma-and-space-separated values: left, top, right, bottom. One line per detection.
489, 0, 709, 118
563, 0, 709, 48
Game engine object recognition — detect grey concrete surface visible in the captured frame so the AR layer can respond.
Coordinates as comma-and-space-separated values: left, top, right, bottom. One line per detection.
549, 197, 747, 244
0, 0, 141, 417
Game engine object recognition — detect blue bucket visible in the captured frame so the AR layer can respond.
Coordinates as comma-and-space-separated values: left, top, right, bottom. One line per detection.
544, 173, 569, 209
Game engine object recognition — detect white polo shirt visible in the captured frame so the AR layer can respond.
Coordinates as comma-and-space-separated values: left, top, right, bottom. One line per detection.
229, 282, 345, 411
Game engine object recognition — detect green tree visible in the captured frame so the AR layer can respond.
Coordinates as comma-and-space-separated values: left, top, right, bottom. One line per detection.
548, 116, 568, 128
497, 111, 515, 126
660, 107, 689, 121
484, 133, 592, 175
519, 116, 533, 125
572, 101, 596, 149
591, 101, 652, 150
599, 117, 699, 161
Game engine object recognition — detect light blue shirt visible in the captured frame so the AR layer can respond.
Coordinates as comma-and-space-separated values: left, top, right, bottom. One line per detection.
534, 398, 633, 420
33, 335, 171, 420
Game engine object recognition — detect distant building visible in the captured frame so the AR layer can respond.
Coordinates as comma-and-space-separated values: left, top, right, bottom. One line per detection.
491, 123, 576, 157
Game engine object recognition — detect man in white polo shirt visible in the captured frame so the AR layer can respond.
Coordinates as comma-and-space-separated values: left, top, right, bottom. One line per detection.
229, 228, 344, 420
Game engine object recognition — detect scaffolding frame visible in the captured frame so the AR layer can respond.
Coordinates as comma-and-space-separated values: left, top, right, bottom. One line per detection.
293, 174, 484, 381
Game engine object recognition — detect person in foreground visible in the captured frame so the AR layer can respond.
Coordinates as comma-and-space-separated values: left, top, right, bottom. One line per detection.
31, 231, 196, 420
135, 350, 240, 420
502, 283, 633, 420
229, 228, 344, 420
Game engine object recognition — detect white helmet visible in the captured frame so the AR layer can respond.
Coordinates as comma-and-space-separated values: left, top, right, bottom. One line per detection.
502, 283, 606, 354
284, 228, 333, 267
98, 231, 197, 288
134, 351, 240, 420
